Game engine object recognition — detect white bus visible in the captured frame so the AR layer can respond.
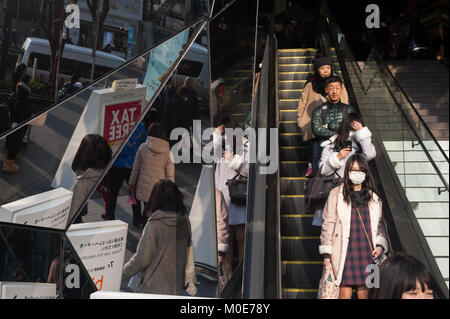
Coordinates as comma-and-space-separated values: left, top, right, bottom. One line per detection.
173, 43, 209, 106
16, 37, 126, 84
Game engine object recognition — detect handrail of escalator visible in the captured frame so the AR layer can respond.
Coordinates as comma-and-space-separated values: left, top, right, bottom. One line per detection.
373, 51, 449, 163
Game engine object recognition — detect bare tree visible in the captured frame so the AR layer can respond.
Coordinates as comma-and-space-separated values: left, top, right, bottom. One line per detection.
86, 0, 110, 49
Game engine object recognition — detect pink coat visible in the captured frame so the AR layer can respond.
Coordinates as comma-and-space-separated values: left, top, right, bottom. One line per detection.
319, 185, 388, 286
129, 137, 175, 202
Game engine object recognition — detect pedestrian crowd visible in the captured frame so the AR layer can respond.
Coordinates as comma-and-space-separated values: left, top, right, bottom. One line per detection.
297, 55, 436, 299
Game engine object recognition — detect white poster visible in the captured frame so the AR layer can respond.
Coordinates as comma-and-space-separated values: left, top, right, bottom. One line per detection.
52, 84, 146, 190
0, 188, 72, 229
0, 282, 56, 299
189, 165, 217, 268
67, 220, 128, 292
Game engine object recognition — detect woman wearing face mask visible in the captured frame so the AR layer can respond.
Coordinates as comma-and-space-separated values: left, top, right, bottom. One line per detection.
297, 56, 349, 144
312, 113, 376, 227
319, 155, 389, 299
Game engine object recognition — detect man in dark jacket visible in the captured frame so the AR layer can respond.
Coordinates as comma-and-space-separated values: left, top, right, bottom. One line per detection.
3, 74, 32, 173
310, 75, 356, 176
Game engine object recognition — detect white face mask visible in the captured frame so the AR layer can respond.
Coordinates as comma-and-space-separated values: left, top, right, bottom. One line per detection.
349, 171, 366, 185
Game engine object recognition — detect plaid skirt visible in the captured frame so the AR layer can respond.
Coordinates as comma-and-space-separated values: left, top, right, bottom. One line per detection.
341, 204, 373, 286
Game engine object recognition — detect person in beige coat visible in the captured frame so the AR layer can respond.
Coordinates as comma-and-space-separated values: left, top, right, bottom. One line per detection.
129, 122, 175, 225
297, 56, 349, 142
319, 154, 389, 299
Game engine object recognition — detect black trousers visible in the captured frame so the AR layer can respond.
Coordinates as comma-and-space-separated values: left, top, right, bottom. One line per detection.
106, 166, 142, 220
5, 126, 27, 160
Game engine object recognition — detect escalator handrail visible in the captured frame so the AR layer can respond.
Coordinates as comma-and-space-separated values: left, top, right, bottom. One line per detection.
373, 51, 449, 164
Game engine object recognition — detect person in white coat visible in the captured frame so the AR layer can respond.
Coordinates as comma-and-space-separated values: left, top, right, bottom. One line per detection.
313, 113, 376, 226
213, 117, 249, 280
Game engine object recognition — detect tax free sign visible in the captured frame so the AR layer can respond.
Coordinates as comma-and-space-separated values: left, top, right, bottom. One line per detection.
52, 82, 146, 190
101, 100, 142, 148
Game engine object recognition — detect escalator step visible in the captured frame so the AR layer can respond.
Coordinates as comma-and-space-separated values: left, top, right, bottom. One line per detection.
280, 110, 298, 122
280, 196, 307, 214
279, 132, 303, 147
280, 215, 320, 237
278, 49, 318, 58
278, 64, 314, 73
278, 80, 307, 90
279, 99, 300, 110
282, 262, 323, 290
279, 147, 310, 161
279, 121, 299, 134
280, 162, 308, 177
281, 237, 322, 260
282, 289, 318, 299
278, 72, 310, 81
280, 178, 307, 195
278, 56, 316, 64
279, 89, 303, 99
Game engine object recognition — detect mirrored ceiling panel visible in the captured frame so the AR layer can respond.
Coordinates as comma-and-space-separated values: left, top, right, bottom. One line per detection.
0, 0, 209, 140
0, 21, 206, 231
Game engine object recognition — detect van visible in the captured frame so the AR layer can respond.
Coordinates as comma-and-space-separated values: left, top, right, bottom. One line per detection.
16, 37, 126, 84
173, 42, 209, 107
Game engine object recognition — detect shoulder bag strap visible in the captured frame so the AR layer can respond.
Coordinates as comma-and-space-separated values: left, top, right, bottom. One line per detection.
355, 206, 374, 252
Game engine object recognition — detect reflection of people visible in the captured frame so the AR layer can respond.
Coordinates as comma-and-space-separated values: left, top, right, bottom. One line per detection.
3, 74, 32, 174
68, 134, 112, 225
129, 122, 175, 224
122, 179, 191, 295
320, 155, 388, 299
213, 118, 249, 280
57, 74, 82, 102
103, 122, 147, 225
369, 253, 435, 299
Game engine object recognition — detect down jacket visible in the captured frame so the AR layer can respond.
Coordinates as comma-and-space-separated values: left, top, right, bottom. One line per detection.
297, 82, 349, 142
319, 126, 376, 177
129, 136, 175, 202
319, 185, 389, 287
311, 101, 356, 140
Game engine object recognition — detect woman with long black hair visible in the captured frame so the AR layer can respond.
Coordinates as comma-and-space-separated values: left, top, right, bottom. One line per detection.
319, 154, 389, 299
122, 179, 192, 295
369, 253, 435, 299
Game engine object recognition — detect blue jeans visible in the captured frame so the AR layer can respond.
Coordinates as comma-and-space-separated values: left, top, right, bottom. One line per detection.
312, 138, 323, 177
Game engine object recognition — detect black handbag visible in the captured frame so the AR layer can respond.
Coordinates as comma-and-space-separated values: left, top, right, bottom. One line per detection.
305, 166, 342, 210
226, 172, 247, 206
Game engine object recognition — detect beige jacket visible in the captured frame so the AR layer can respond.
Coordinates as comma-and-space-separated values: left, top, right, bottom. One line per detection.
319, 185, 388, 287
297, 82, 348, 141
129, 136, 175, 202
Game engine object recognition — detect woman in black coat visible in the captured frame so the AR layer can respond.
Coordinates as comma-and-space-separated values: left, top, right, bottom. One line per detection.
3, 74, 32, 173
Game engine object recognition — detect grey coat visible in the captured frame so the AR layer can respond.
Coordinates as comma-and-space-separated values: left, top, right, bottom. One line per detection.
319, 126, 376, 177
67, 168, 103, 226
122, 210, 191, 295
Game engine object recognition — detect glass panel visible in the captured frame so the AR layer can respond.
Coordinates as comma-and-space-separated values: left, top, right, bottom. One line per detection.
0, 21, 205, 230
0, 0, 209, 139
209, 0, 257, 292
61, 234, 98, 299
0, 223, 61, 298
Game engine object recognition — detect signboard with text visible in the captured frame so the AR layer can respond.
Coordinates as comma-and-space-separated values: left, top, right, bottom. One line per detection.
67, 220, 128, 292
101, 100, 142, 148
0, 282, 56, 299
0, 188, 72, 229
